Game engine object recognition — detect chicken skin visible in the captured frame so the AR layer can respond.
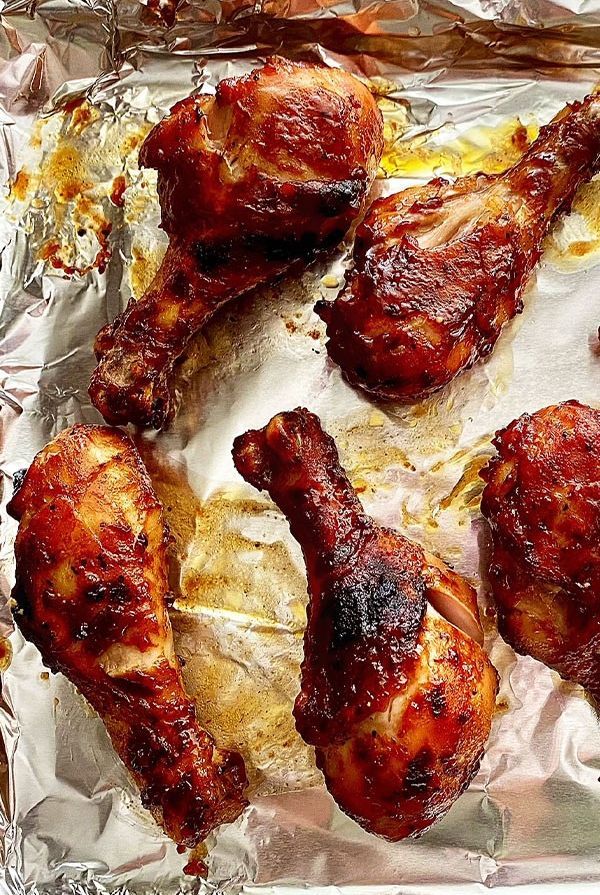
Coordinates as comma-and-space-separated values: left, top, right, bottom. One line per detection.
317, 93, 600, 402
233, 408, 497, 840
481, 401, 600, 702
89, 57, 384, 429
8, 426, 248, 866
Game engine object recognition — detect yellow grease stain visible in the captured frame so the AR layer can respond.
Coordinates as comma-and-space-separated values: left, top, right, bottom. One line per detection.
430, 436, 492, 475
546, 177, 600, 268
399, 436, 493, 543
332, 412, 416, 497
138, 443, 318, 794
495, 696, 511, 715
39, 142, 91, 203
8, 101, 152, 277
0, 638, 12, 673
430, 436, 493, 515
67, 102, 100, 136
129, 245, 163, 300
9, 170, 31, 201
437, 453, 491, 513
380, 116, 539, 180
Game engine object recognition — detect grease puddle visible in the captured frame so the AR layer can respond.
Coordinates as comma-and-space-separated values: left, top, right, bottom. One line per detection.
380, 114, 539, 180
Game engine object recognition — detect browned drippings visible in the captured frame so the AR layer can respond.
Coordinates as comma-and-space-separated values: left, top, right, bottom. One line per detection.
8, 101, 152, 279
110, 174, 127, 208
138, 441, 318, 794
66, 100, 100, 136
129, 244, 164, 300
182, 841, 208, 877
15, 135, 112, 276
332, 411, 416, 497
39, 205, 112, 277
495, 696, 511, 715
44, 143, 92, 201
9, 170, 31, 201
120, 130, 148, 157
546, 177, 600, 267
0, 638, 12, 673
438, 453, 493, 513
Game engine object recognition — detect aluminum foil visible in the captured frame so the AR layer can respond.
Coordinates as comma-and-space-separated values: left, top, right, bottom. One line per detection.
2, 0, 600, 891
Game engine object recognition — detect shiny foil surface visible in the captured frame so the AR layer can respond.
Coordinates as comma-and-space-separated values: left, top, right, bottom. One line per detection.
1, 0, 600, 892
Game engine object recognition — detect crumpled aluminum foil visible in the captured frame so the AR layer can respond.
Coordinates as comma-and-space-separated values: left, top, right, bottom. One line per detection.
2, 0, 600, 891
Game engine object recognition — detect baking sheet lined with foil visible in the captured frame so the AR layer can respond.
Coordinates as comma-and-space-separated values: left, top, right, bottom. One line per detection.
2, 0, 600, 891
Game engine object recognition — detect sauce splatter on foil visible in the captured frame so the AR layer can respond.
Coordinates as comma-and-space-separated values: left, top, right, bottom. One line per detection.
7, 99, 152, 279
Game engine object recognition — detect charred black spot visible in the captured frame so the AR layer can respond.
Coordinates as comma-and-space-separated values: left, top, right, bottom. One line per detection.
314, 298, 331, 324
136, 531, 149, 549
193, 241, 231, 272
427, 685, 446, 717
403, 750, 434, 794
12, 468, 27, 496
86, 584, 106, 603
130, 726, 168, 775
73, 622, 90, 640
319, 178, 363, 218
331, 572, 417, 647
12, 582, 32, 620
86, 577, 131, 605
244, 233, 312, 262
169, 270, 189, 298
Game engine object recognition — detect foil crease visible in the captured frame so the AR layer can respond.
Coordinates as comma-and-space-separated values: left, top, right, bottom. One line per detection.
1, 0, 600, 892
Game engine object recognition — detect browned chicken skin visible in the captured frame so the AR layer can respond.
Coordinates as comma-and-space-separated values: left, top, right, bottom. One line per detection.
233, 408, 497, 840
8, 426, 248, 868
89, 57, 383, 429
317, 93, 600, 402
481, 401, 600, 702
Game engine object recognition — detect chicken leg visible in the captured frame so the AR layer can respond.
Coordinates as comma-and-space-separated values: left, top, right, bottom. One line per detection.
8, 426, 248, 866
481, 400, 600, 702
233, 408, 497, 840
89, 57, 384, 429
317, 93, 600, 402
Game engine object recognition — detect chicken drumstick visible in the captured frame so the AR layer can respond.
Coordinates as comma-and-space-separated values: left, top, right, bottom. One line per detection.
233, 408, 497, 839
89, 57, 384, 429
481, 400, 600, 702
8, 426, 248, 866
317, 93, 600, 402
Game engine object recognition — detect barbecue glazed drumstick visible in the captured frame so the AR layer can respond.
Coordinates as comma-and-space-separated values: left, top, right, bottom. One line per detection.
233, 408, 497, 839
317, 93, 600, 402
89, 57, 384, 429
481, 401, 600, 702
8, 426, 248, 863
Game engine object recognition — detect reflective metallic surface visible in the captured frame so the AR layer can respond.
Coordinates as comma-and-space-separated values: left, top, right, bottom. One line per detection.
1, 1, 600, 891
